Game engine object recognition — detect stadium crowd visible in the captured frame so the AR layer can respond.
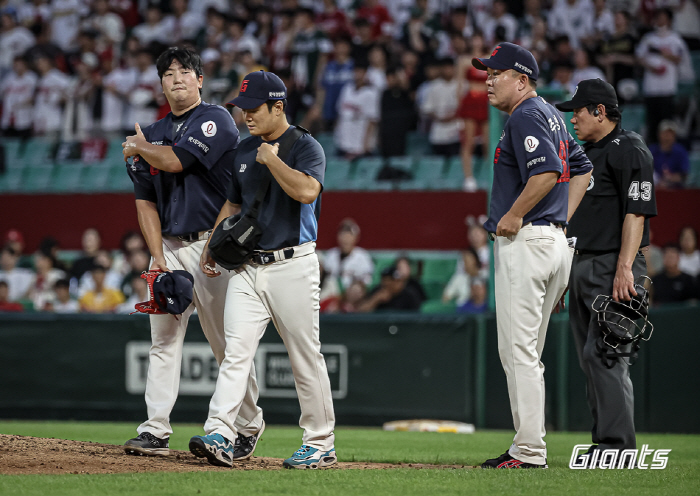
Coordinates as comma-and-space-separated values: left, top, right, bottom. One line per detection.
1, 0, 698, 189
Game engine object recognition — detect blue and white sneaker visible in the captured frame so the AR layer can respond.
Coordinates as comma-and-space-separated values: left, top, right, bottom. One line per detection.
283, 445, 337, 469
189, 433, 235, 467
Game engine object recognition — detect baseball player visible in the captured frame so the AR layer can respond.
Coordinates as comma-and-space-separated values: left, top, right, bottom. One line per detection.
121, 47, 264, 459
472, 43, 593, 468
555, 79, 657, 464
188, 71, 336, 470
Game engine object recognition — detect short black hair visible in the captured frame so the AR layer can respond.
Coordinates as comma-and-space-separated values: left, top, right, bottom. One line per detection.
156, 46, 203, 81
585, 103, 621, 123
265, 99, 287, 112
54, 278, 70, 289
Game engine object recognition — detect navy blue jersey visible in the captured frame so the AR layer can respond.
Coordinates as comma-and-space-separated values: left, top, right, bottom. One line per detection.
227, 126, 325, 250
484, 97, 593, 233
127, 102, 239, 236
569, 125, 657, 251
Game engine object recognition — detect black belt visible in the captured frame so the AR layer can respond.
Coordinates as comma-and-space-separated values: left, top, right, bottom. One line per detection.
251, 248, 295, 265
575, 249, 644, 256
177, 231, 210, 242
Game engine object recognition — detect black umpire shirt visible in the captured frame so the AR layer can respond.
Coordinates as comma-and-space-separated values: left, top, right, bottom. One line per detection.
568, 124, 657, 252
127, 102, 239, 236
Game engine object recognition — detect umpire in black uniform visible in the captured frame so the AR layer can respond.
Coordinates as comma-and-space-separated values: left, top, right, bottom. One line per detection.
556, 79, 657, 459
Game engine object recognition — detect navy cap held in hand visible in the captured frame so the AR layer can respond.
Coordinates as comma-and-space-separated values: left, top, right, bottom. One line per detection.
152, 270, 194, 315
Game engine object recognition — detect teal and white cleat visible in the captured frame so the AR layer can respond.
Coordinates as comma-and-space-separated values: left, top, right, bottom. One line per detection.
283, 445, 337, 469
189, 433, 235, 467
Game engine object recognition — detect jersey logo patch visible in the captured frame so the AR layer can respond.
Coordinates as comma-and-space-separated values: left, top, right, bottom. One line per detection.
613, 139, 620, 145
587, 175, 594, 191
524, 136, 539, 152
240, 163, 247, 172
201, 120, 217, 137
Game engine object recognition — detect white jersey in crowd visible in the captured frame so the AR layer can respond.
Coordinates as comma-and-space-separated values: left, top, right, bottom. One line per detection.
161, 12, 204, 45
132, 21, 171, 47
636, 28, 690, 96
34, 68, 72, 134
127, 66, 161, 128
420, 77, 462, 145
81, 11, 125, 49
679, 250, 700, 278
548, 0, 594, 49
221, 34, 262, 63
573, 66, 607, 88
53, 298, 80, 313
50, 0, 85, 51
102, 66, 138, 133
0, 26, 35, 74
322, 246, 375, 289
334, 82, 380, 155
0, 267, 35, 302
1, 70, 37, 130
29, 268, 66, 311
482, 13, 519, 45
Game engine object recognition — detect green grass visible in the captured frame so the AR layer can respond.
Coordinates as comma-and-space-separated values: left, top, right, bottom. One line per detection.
1, 420, 699, 495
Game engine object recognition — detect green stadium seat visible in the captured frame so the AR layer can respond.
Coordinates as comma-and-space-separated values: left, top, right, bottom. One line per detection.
22, 139, 53, 167
106, 162, 133, 191
50, 162, 85, 192
348, 156, 384, 189
621, 104, 646, 136
420, 299, 457, 314
411, 156, 445, 189
0, 167, 24, 192
22, 164, 55, 192
422, 281, 447, 300
387, 155, 415, 172
1, 139, 24, 165
422, 258, 457, 282
688, 153, 700, 187
316, 132, 336, 157
405, 131, 430, 156
79, 164, 111, 191
324, 158, 352, 190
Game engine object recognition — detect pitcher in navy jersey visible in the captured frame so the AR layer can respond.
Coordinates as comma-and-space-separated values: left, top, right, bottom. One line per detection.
472, 43, 593, 469
121, 47, 264, 460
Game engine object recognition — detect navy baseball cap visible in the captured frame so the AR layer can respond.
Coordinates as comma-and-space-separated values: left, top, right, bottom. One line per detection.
555, 78, 618, 111
152, 270, 194, 315
227, 70, 287, 110
472, 42, 539, 81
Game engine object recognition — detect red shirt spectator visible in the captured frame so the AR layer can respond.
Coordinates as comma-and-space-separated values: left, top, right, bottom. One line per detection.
356, 0, 392, 40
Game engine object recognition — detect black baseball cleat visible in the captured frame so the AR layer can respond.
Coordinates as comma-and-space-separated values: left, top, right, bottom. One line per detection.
124, 432, 169, 456
233, 420, 265, 460
481, 450, 548, 469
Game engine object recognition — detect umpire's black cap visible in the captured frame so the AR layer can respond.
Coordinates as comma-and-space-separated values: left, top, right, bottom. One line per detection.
555, 78, 618, 111
472, 42, 539, 80
227, 70, 287, 110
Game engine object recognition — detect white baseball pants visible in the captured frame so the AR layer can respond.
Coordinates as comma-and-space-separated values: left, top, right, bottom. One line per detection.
204, 242, 336, 450
493, 223, 572, 465
137, 236, 264, 439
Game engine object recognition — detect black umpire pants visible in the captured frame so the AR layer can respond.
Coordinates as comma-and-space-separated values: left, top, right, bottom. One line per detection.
569, 251, 647, 451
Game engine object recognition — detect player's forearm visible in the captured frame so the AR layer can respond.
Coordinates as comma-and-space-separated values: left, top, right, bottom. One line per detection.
567, 171, 592, 222
264, 156, 321, 204
508, 171, 559, 218
617, 213, 645, 269
135, 144, 184, 173
136, 199, 164, 259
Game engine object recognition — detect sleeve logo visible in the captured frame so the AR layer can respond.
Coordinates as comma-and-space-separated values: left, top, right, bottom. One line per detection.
201, 120, 217, 137
524, 136, 539, 152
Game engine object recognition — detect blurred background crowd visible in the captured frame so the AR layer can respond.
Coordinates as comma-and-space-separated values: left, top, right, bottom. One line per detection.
1, 0, 699, 315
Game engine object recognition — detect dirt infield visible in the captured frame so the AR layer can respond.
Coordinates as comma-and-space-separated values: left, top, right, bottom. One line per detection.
0, 435, 471, 474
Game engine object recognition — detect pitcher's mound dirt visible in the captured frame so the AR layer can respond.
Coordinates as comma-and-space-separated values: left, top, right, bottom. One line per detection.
0, 434, 471, 474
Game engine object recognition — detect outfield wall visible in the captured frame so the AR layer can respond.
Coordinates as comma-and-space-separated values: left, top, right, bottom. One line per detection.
0, 306, 698, 433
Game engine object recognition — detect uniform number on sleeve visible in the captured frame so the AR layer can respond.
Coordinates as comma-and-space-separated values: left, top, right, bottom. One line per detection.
628, 181, 652, 201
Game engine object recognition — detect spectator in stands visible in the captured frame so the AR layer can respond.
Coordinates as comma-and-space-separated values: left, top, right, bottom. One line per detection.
79, 262, 125, 313
126, 48, 162, 129
48, 278, 79, 313
70, 227, 101, 280
338, 280, 368, 313
32, 52, 72, 139
351, 17, 375, 65
131, 3, 168, 47
650, 120, 690, 189
456, 33, 489, 192
312, 35, 354, 132
117, 272, 148, 314
0, 7, 36, 79
161, 0, 202, 46
221, 16, 261, 63
678, 226, 700, 278
357, 264, 424, 312
202, 7, 227, 51
63, 51, 98, 141
482, 0, 519, 46
78, 249, 122, 297
580, 0, 614, 49
467, 217, 491, 276
596, 10, 637, 102
4, 229, 25, 256
290, 7, 332, 101
366, 44, 388, 91
457, 277, 488, 314
378, 66, 416, 160
518, 0, 546, 51
267, 9, 294, 73
572, 49, 606, 87
548, 0, 595, 50
39, 236, 67, 272
100, 54, 138, 137
636, 8, 691, 143
28, 250, 66, 311
48, 0, 83, 52
1, 56, 37, 140
317, 0, 352, 41
0, 245, 33, 302
81, 0, 125, 58
112, 230, 146, 276
334, 61, 380, 160
0, 280, 24, 312
323, 218, 374, 290
644, 228, 664, 278
355, 0, 393, 41
394, 255, 426, 302
548, 61, 576, 96
119, 248, 150, 297
652, 243, 696, 305
442, 247, 482, 307
420, 57, 461, 158
18, 0, 52, 33
317, 252, 342, 313
673, 0, 700, 51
